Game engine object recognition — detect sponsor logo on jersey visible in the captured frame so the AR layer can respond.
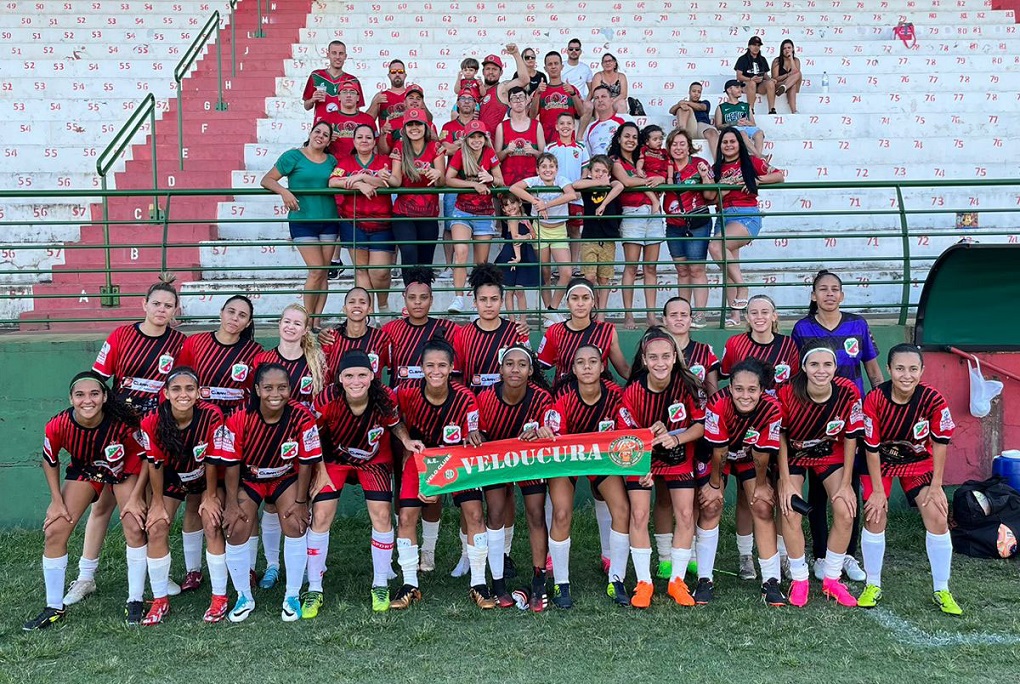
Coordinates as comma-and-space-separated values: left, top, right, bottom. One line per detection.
467, 410, 479, 433
850, 400, 864, 426
744, 428, 761, 445
522, 421, 540, 434
668, 402, 687, 423
619, 407, 635, 427
913, 419, 930, 440
825, 419, 845, 436
774, 364, 791, 383
536, 336, 547, 354
104, 443, 125, 462
281, 441, 299, 460
231, 363, 249, 382
844, 338, 860, 357
545, 409, 562, 432
690, 364, 706, 381
443, 424, 463, 444
368, 353, 380, 373
302, 427, 321, 452
96, 341, 111, 365
193, 443, 208, 462
158, 354, 175, 374
939, 407, 955, 433
768, 420, 781, 442
43, 436, 53, 459
598, 419, 616, 432
367, 426, 384, 446
300, 376, 314, 394
704, 409, 720, 436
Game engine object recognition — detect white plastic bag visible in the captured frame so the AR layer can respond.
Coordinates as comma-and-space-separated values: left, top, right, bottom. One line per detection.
968, 358, 1003, 418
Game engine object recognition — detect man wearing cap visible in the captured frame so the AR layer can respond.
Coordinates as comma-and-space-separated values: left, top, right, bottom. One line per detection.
303, 40, 365, 120
714, 79, 766, 157
367, 59, 412, 128
322, 80, 378, 158
578, 84, 632, 157
478, 44, 532, 135
735, 36, 777, 114
379, 84, 436, 155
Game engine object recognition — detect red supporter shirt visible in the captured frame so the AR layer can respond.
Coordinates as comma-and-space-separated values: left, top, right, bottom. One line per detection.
680, 339, 719, 384
617, 373, 706, 475
315, 387, 400, 466
389, 140, 445, 217
381, 316, 462, 387
330, 153, 393, 231
703, 390, 783, 461
177, 332, 263, 412
862, 381, 954, 477
720, 332, 801, 389
615, 157, 653, 207
93, 323, 187, 409
140, 401, 225, 479
448, 147, 501, 215
383, 116, 439, 154
777, 378, 864, 467
544, 379, 623, 435
44, 409, 145, 483
396, 381, 480, 448
498, 119, 542, 186
323, 323, 392, 383
478, 88, 509, 134
252, 348, 316, 405
536, 83, 578, 140
215, 401, 322, 481
718, 156, 776, 209
639, 146, 669, 179
375, 88, 408, 127
321, 110, 377, 158
440, 118, 470, 147
454, 319, 530, 393
477, 383, 553, 440
664, 157, 711, 225
303, 69, 365, 117
537, 320, 616, 380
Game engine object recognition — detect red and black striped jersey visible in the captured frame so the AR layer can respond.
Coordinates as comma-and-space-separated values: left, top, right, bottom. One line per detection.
719, 332, 800, 388
381, 317, 462, 387
396, 381, 480, 448
703, 389, 782, 460
323, 323, 392, 382
44, 409, 145, 482
680, 339, 719, 384
316, 388, 400, 465
618, 373, 706, 471
252, 348, 316, 404
455, 319, 531, 393
93, 323, 187, 408
544, 379, 623, 435
862, 381, 954, 476
177, 332, 263, 411
215, 401, 322, 481
477, 383, 553, 440
139, 401, 224, 477
537, 320, 616, 380
777, 378, 864, 466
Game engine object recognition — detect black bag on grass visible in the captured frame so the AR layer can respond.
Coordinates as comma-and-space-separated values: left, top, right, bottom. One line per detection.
949, 476, 1020, 558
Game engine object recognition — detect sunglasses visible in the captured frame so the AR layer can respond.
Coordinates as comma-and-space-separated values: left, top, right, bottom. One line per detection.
523, 55, 536, 60
567, 47, 581, 51
389, 69, 405, 74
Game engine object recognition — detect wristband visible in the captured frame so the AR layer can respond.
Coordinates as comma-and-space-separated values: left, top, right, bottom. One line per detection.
294, 500, 307, 505
709, 482, 721, 490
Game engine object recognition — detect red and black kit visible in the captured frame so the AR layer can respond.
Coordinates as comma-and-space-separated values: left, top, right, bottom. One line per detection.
323, 323, 392, 383
477, 382, 553, 494
177, 332, 263, 412
381, 317, 461, 387
537, 321, 616, 380
719, 332, 801, 388
139, 401, 226, 500
43, 409, 145, 495
680, 339, 719, 385
93, 323, 187, 411
702, 390, 783, 483
252, 348, 316, 404
455, 319, 530, 393
777, 378, 864, 479
544, 379, 623, 435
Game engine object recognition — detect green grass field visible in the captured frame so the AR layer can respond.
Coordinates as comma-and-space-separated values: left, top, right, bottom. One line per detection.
2, 508, 1019, 684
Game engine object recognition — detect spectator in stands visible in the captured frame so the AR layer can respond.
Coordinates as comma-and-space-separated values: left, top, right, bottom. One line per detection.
546, 111, 591, 275
532, 51, 585, 141
323, 81, 377, 159
495, 86, 544, 188
580, 85, 631, 157
637, 125, 668, 183
453, 57, 483, 106
260, 121, 339, 327
589, 53, 629, 114
735, 36, 777, 114
439, 90, 481, 270
707, 127, 785, 327
379, 84, 436, 155
390, 108, 447, 276
478, 45, 531, 136
669, 82, 719, 153
562, 38, 594, 100
367, 59, 412, 128
512, 48, 548, 94
714, 80, 766, 158
572, 155, 625, 317
303, 40, 364, 120
771, 39, 803, 114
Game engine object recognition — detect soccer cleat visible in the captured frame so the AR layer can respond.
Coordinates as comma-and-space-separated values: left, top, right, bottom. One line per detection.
419, 550, 436, 573
227, 594, 256, 623
600, 555, 611, 575
503, 554, 517, 579
371, 586, 390, 612
125, 600, 145, 626
281, 595, 302, 622
857, 584, 883, 609
530, 571, 548, 613
822, 578, 858, 607
693, 578, 715, 605
843, 557, 866, 582
141, 597, 170, 626
167, 580, 181, 597
258, 565, 280, 590
933, 590, 963, 616
203, 594, 230, 623
389, 584, 422, 610
23, 606, 65, 631
492, 579, 514, 609
552, 583, 574, 609
656, 560, 672, 580
608, 580, 631, 607
469, 585, 497, 610
738, 554, 757, 581
631, 581, 654, 609
813, 558, 827, 581
180, 570, 203, 592
788, 579, 810, 608
62, 578, 96, 606
300, 591, 323, 619
761, 578, 788, 607
667, 577, 696, 607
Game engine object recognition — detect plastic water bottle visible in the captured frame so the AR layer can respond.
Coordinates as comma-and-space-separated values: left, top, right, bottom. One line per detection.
821, 71, 829, 94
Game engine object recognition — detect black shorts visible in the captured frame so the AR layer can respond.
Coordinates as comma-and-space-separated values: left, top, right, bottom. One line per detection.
788, 462, 843, 482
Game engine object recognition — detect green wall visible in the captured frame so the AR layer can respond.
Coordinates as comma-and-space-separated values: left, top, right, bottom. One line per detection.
0, 325, 909, 527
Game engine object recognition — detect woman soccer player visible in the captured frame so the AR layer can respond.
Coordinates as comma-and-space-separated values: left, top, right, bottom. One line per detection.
858, 344, 962, 615
217, 363, 323, 623
476, 344, 554, 610
618, 329, 705, 608
776, 344, 862, 607
63, 276, 186, 608
24, 371, 148, 630
309, 350, 421, 616
320, 286, 393, 383
138, 367, 229, 625
394, 339, 488, 609
700, 358, 786, 607
541, 345, 632, 607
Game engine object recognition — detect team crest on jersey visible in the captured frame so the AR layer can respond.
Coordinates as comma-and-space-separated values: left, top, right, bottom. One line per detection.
690, 364, 706, 381
281, 441, 299, 460
825, 419, 845, 436
300, 376, 314, 394
193, 443, 208, 462
443, 424, 463, 444
104, 443, 125, 463
544, 409, 562, 432
939, 407, 955, 432
774, 364, 791, 383
367, 426, 384, 446
598, 419, 615, 432
522, 421, 540, 434
231, 364, 249, 382
158, 354, 175, 374
913, 419, 930, 440
844, 338, 860, 357
368, 353, 380, 373
744, 427, 761, 446
668, 402, 687, 423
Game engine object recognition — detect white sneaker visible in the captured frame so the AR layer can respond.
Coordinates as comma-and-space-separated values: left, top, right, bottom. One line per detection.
167, 579, 181, 597
447, 296, 465, 313
813, 558, 827, 581
780, 555, 791, 581
419, 549, 436, 572
450, 553, 470, 578
542, 311, 565, 328
738, 554, 757, 581
842, 556, 866, 582
62, 578, 97, 606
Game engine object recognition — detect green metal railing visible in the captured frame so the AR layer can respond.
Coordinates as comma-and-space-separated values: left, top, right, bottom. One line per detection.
175, 10, 228, 169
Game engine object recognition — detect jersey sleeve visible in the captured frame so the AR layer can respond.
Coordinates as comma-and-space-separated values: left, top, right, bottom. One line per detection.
928, 391, 955, 444
302, 74, 316, 101
861, 323, 880, 363
214, 411, 243, 465
703, 396, 729, 445
92, 329, 120, 378
542, 398, 566, 435
463, 391, 481, 436
381, 390, 401, 429
756, 401, 782, 454
718, 337, 735, 379
448, 149, 464, 173
861, 390, 883, 451
688, 389, 707, 424
297, 412, 323, 464
845, 394, 866, 439
139, 413, 162, 464
616, 389, 640, 429
536, 328, 558, 369
42, 416, 63, 468
485, 149, 501, 168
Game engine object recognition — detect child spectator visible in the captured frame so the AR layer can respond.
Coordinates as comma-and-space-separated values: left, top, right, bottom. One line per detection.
571, 155, 625, 320
545, 112, 591, 275
493, 193, 540, 321
637, 125, 668, 183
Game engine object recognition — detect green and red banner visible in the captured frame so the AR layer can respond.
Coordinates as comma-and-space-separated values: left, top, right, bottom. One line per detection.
415, 429, 653, 496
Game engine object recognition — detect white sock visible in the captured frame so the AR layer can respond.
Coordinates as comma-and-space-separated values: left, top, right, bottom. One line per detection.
468, 533, 488, 587
504, 524, 515, 555
226, 542, 253, 599
861, 529, 886, 587
397, 538, 419, 587
736, 533, 754, 556
926, 531, 953, 592
126, 544, 148, 602
824, 549, 845, 581
544, 496, 553, 532
777, 534, 788, 560
247, 535, 259, 570
182, 530, 204, 573
305, 530, 330, 593
549, 537, 571, 584
486, 527, 505, 581
608, 530, 630, 583
670, 547, 692, 582
147, 553, 172, 599
594, 500, 611, 556
759, 552, 781, 582
43, 554, 68, 609
422, 519, 440, 555
654, 533, 672, 563
371, 529, 394, 587
261, 513, 282, 568
696, 526, 719, 581
631, 547, 653, 584
78, 556, 99, 582
283, 535, 308, 599
788, 555, 809, 582
206, 551, 228, 596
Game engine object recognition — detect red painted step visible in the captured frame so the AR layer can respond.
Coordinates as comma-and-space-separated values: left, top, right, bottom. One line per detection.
21, 0, 314, 331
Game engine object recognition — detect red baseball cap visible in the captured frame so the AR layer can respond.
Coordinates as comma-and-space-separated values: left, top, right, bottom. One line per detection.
338, 80, 360, 93
405, 83, 424, 96
482, 54, 504, 69
458, 86, 479, 100
403, 108, 428, 124
464, 119, 488, 136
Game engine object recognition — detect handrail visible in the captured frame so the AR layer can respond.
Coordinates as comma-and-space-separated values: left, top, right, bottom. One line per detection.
175, 10, 227, 170
947, 348, 1020, 385
229, 0, 238, 78
895, 185, 912, 326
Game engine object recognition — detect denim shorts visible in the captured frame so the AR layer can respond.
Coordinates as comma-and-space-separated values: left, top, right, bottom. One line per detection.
448, 207, 497, 237
735, 125, 762, 138
289, 220, 339, 243
666, 218, 712, 261
442, 193, 458, 232
715, 206, 763, 239
339, 221, 395, 252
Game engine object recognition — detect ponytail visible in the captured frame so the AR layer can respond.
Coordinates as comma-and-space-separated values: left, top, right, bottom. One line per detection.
280, 303, 326, 395
222, 295, 256, 343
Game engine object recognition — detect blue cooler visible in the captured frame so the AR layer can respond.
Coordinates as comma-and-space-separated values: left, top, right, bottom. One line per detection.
992, 450, 1020, 492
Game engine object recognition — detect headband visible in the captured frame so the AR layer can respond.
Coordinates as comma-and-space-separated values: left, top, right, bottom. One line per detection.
338, 350, 374, 374
166, 367, 199, 385
69, 370, 109, 392
498, 344, 533, 366
566, 281, 595, 299
802, 346, 837, 363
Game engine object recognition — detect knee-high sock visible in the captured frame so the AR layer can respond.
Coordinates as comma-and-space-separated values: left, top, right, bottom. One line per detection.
397, 538, 419, 588
824, 549, 845, 581
759, 553, 781, 583
777, 534, 788, 559
861, 529, 886, 587
670, 547, 692, 582
736, 533, 754, 556
608, 530, 630, 583
486, 527, 505, 581
147, 553, 171, 599
421, 519, 440, 555
261, 513, 282, 568
630, 546, 652, 584
788, 555, 810, 582
182, 530, 204, 573
77, 555, 99, 583
247, 536, 259, 570
468, 533, 488, 587
504, 524, 515, 555
226, 542, 253, 599
305, 530, 330, 593
43, 555, 68, 609
926, 531, 953, 592
283, 535, 307, 599
371, 529, 394, 587
696, 526, 719, 581
549, 537, 571, 585
206, 551, 228, 596
594, 500, 611, 557
126, 544, 147, 602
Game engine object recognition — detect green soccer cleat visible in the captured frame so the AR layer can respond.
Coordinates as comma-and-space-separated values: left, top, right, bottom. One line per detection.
300, 591, 323, 619
656, 560, 672, 580
371, 586, 390, 613
857, 584, 883, 608
933, 590, 963, 616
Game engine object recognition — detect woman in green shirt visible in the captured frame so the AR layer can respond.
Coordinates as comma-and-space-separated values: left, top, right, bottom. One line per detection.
261, 120, 339, 329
